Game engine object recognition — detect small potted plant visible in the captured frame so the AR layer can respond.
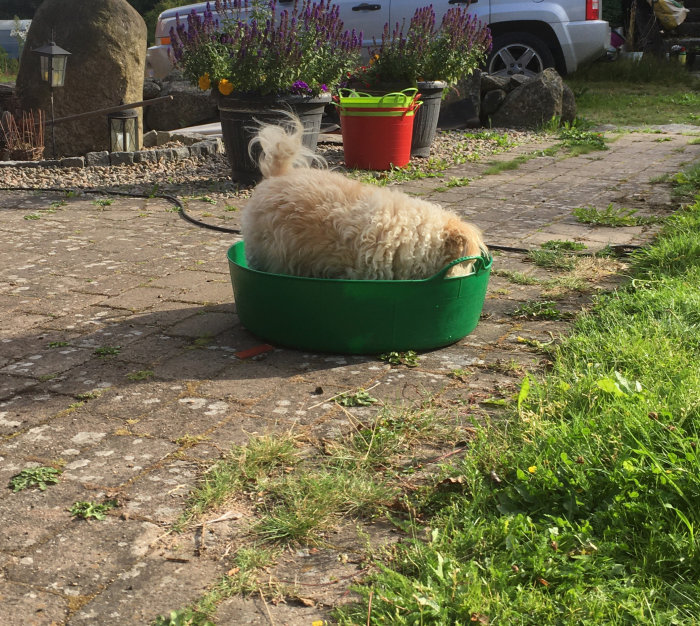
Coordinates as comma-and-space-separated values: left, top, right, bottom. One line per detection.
171, 0, 362, 183
349, 5, 491, 157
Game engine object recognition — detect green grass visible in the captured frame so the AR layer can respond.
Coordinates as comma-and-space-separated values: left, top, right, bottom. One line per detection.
94, 345, 121, 357
566, 57, 700, 127
671, 161, 700, 198
493, 269, 542, 285
483, 154, 531, 175
573, 203, 663, 227
152, 546, 278, 625
126, 370, 155, 381
540, 240, 587, 251
335, 166, 700, 624
511, 299, 569, 320
527, 249, 578, 271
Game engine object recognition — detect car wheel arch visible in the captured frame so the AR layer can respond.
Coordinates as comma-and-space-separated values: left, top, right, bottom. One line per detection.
486, 22, 566, 76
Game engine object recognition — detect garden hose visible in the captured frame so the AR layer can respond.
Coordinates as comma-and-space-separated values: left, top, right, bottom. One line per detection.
0, 185, 241, 234
0, 185, 642, 256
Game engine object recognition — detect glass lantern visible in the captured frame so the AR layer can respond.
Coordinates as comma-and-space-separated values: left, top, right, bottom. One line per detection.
32, 41, 71, 88
108, 109, 139, 152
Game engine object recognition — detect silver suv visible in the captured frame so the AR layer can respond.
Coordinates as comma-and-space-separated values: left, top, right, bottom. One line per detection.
146, 0, 609, 79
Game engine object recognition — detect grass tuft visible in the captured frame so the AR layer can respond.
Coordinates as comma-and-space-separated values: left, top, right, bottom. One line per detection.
573, 203, 663, 227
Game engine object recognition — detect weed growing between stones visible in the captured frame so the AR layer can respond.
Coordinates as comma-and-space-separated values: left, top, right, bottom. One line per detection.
9, 467, 62, 492
94, 345, 121, 357
511, 300, 569, 320
573, 203, 664, 227
527, 249, 579, 271
70, 500, 118, 520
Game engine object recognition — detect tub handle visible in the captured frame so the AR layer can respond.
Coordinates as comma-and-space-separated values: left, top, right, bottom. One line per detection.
430, 254, 491, 280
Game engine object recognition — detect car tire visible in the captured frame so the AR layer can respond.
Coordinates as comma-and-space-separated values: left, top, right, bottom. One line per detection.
486, 33, 555, 78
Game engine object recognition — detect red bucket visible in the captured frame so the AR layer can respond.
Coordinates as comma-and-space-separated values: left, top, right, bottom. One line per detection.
340, 107, 419, 170
338, 89, 421, 170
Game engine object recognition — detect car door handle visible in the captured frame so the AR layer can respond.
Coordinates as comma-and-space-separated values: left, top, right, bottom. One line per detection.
352, 3, 382, 10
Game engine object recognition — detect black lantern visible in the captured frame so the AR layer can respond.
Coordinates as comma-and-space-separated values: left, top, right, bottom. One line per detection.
33, 39, 71, 159
33, 40, 71, 88
108, 109, 138, 152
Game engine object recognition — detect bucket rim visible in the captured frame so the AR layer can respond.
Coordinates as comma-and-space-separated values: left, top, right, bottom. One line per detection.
227, 241, 492, 284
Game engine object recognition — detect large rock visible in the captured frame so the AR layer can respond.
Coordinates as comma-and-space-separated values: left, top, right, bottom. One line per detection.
438, 70, 481, 129
480, 73, 509, 96
561, 82, 577, 124
490, 68, 564, 130
144, 77, 218, 132
16, 0, 146, 157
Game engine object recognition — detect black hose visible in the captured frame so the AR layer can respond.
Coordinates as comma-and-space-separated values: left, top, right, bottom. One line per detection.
0, 185, 243, 234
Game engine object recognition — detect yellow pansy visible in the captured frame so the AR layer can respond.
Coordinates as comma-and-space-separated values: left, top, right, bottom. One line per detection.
198, 73, 211, 90
528, 465, 537, 474
218, 79, 234, 95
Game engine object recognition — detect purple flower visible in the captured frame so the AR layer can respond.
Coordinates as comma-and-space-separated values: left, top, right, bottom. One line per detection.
290, 80, 312, 94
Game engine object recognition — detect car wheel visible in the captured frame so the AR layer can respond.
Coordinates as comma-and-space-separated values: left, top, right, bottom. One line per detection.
487, 33, 555, 78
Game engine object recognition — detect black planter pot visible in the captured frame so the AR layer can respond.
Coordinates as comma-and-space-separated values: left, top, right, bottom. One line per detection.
411, 81, 447, 158
217, 92, 331, 184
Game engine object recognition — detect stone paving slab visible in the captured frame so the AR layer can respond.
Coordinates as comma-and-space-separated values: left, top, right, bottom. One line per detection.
0, 126, 698, 624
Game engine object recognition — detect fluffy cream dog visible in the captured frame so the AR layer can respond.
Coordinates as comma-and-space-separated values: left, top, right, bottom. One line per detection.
241, 114, 487, 280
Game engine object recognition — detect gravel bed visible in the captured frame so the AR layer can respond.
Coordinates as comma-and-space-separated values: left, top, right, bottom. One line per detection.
0, 128, 542, 202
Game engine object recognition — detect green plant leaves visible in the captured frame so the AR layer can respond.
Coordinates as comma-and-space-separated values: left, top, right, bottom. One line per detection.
9, 467, 61, 492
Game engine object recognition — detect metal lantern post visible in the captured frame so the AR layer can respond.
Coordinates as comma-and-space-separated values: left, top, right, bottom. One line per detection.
32, 39, 71, 159
107, 108, 139, 153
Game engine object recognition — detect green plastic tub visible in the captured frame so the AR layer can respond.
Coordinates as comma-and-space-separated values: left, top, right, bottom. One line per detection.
337, 88, 419, 110
227, 241, 492, 354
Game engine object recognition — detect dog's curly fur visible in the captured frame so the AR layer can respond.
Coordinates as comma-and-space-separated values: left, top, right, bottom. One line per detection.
241, 114, 487, 280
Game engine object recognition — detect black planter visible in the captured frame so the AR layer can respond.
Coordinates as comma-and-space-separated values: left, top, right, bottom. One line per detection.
411, 81, 447, 158
217, 92, 331, 184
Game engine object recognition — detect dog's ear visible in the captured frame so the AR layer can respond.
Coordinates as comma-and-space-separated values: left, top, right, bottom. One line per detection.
443, 218, 484, 259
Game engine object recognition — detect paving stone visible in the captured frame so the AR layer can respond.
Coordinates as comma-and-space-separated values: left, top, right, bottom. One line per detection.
0, 390, 77, 436
166, 310, 237, 338
126, 395, 234, 440
57, 435, 178, 487
83, 383, 186, 419
0, 481, 87, 552
0, 581, 70, 625
70, 558, 224, 624
0, 375, 38, 401
149, 270, 234, 304
4, 518, 162, 597
121, 460, 201, 524
151, 346, 236, 380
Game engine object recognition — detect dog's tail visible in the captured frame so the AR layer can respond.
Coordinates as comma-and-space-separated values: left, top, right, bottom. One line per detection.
249, 111, 326, 179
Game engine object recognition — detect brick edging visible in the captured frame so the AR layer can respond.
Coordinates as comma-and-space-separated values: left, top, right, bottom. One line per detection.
0, 136, 224, 169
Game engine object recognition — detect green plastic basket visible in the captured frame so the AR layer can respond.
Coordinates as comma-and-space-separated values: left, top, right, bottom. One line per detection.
337, 88, 419, 110
227, 241, 493, 354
